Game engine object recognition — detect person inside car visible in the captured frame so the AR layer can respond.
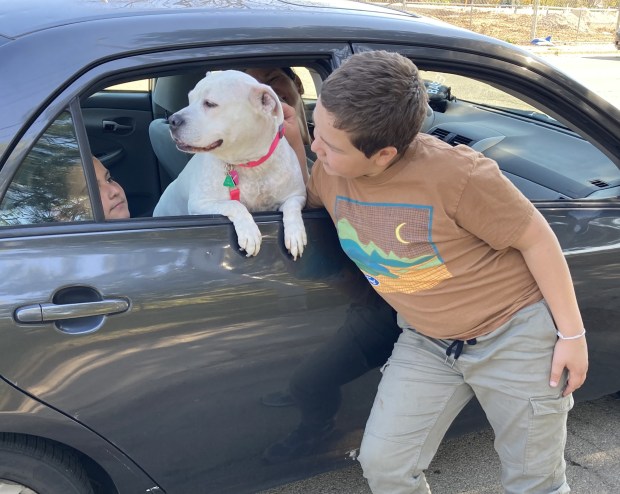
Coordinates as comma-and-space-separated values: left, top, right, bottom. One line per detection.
93, 156, 130, 220
245, 67, 312, 146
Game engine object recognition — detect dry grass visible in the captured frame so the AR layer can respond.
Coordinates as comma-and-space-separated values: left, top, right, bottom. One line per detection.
388, 5, 618, 45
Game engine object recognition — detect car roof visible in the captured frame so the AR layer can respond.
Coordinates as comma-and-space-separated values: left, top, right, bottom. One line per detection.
0, 0, 512, 166
0, 0, 416, 39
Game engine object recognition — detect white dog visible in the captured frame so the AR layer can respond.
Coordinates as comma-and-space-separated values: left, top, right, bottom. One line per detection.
153, 70, 307, 259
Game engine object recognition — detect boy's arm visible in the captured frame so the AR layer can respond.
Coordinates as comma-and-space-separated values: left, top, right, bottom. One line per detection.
511, 209, 588, 397
282, 102, 309, 184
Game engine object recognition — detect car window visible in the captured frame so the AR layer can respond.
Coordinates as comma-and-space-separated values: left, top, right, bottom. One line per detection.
105, 79, 151, 92
0, 111, 93, 226
418, 69, 620, 201
423, 71, 539, 112
294, 66, 318, 101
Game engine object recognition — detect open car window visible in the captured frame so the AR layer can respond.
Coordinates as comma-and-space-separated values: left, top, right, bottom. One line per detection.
3, 56, 618, 231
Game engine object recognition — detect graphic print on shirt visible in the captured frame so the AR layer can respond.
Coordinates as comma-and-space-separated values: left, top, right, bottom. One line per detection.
335, 196, 452, 294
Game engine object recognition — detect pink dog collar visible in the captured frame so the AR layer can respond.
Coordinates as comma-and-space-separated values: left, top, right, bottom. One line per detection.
239, 123, 285, 168
223, 123, 285, 201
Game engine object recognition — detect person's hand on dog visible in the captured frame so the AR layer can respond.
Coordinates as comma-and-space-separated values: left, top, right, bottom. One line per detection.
282, 102, 309, 184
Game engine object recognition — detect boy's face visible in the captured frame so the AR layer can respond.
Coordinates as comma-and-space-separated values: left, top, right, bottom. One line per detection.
311, 99, 392, 179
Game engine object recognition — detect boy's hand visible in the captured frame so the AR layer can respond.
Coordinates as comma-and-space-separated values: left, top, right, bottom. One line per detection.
550, 337, 588, 396
513, 211, 588, 397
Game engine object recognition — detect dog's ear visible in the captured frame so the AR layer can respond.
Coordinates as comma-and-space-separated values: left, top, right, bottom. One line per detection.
260, 91, 277, 114
250, 86, 280, 117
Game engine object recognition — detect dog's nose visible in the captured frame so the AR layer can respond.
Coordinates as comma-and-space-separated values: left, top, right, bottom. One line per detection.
168, 113, 184, 130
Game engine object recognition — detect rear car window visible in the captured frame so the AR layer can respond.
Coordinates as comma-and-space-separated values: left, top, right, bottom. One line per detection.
0, 111, 93, 225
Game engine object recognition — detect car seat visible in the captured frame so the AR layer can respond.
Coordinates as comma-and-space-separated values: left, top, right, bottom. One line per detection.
149, 73, 204, 184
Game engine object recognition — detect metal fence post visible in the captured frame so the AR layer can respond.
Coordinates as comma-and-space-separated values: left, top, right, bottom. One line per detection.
530, 0, 540, 42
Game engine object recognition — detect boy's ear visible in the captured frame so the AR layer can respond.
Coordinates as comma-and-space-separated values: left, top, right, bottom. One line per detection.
373, 146, 399, 168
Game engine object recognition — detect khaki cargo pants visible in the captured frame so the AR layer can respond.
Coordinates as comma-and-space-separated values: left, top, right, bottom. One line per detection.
358, 301, 574, 494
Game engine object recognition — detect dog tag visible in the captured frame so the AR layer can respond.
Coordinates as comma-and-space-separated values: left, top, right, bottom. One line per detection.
223, 170, 239, 188
224, 167, 240, 201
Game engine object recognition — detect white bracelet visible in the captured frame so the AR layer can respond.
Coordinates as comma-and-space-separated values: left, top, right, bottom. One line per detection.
556, 329, 586, 340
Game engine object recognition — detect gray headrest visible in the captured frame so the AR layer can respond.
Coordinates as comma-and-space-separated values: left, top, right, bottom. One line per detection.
152, 73, 205, 115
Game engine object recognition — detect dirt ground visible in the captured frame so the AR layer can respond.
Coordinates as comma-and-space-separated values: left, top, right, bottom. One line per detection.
393, 5, 618, 45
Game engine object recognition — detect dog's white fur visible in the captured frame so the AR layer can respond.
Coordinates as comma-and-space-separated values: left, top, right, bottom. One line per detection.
153, 70, 307, 259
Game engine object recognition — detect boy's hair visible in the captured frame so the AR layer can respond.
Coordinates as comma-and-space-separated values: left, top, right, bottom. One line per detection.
319, 51, 428, 157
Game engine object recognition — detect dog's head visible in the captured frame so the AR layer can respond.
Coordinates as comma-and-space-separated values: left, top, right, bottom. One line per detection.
167, 70, 284, 163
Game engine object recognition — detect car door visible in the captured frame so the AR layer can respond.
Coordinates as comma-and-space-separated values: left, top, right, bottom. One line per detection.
352, 42, 620, 400
0, 43, 364, 494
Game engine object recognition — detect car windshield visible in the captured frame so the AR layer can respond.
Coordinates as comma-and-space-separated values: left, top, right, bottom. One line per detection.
421, 71, 561, 126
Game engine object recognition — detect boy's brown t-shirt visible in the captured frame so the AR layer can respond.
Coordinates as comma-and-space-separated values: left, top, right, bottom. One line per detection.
307, 133, 542, 340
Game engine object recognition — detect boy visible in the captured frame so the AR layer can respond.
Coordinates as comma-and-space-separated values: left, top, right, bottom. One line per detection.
306, 50, 588, 493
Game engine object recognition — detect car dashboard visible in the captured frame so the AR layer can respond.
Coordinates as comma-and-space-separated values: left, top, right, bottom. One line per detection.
424, 96, 620, 201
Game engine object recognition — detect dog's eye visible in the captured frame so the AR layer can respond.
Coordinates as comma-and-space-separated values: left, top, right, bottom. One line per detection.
203, 100, 218, 109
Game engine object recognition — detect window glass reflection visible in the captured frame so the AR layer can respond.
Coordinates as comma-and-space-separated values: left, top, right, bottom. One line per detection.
0, 111, 93, 225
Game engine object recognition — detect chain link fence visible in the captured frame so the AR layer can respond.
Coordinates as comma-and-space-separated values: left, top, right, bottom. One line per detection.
367, 0, 620, 45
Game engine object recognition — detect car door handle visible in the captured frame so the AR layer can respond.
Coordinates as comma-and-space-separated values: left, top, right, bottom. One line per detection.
102, 120, 133, 132
15, 299, 129, 323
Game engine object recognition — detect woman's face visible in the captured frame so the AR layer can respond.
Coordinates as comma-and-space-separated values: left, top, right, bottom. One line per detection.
93, 157, 130, 219
245, 67, 310, 144
245, 68, 304, 111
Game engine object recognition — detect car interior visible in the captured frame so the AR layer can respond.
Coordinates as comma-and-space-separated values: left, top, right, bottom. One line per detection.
2, 56, 620, 226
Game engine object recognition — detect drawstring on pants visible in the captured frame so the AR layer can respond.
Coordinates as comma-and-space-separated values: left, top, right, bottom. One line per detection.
445, 338, 477, 364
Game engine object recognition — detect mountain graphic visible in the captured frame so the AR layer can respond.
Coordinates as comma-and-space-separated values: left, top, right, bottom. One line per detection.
337, 218, 442, 278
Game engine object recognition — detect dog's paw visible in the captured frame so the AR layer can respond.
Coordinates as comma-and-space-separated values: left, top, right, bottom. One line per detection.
284, 224, 307, 261
236, 221, 262, 257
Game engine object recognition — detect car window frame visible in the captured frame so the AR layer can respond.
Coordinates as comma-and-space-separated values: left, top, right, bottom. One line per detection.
0, 42, 352, 236
0, 99, 107, 229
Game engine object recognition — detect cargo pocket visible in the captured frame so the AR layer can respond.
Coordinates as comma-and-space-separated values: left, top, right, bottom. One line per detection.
525, 394, 574, 475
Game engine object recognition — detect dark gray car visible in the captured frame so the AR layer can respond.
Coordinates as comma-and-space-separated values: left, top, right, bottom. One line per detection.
1, 1, 620, 493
